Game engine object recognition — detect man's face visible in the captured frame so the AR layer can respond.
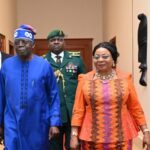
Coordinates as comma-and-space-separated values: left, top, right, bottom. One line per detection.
14, 38, 34, 58
48, 36, 64, 54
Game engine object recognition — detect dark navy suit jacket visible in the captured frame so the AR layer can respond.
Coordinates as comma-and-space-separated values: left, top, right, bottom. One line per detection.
1, 51, 11, 63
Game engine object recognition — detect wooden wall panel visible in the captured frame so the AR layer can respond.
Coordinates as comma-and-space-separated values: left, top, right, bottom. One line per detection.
33, 38, 93, 72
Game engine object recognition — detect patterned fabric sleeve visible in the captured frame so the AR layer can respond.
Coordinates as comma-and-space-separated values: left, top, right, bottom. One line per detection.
126, 74, 147, 127
71, 74, 86, 126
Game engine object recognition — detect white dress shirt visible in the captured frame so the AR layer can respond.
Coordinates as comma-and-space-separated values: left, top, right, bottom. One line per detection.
51, 51, 64, 63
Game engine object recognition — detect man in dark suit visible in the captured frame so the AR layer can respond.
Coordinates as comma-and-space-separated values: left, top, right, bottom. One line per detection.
0, 36, 10, 69
43, 29, 86, 150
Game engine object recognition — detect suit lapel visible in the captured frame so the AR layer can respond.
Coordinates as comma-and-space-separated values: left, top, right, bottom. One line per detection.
1, 52, 4, 63
45, 52, 59, 68
1, 52, 6, 63
45, 51, 71, 68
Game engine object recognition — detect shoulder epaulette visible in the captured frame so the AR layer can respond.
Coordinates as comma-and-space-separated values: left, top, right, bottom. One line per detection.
42, 54, 49, 62
42, 54, 46, 58
69, 51, 80, 57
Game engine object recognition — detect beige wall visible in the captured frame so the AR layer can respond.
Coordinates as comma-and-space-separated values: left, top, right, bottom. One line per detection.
0, 0, 17, 52
133, 0, 150, 130
102, 0, 133, 73
17, 0, 103, 47
103, 0, 150, 143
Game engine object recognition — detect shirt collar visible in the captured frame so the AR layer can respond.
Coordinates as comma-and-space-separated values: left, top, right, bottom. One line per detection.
51, 51, 64, 62
51, 51, 64, 58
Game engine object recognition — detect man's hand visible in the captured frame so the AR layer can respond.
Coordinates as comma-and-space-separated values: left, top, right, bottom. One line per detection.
49, 127, 59, 140
0, 127, 4, 145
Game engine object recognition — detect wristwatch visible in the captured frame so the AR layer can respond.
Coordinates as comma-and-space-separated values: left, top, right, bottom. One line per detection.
72, 131, 78, 136
143, 128, 150, 133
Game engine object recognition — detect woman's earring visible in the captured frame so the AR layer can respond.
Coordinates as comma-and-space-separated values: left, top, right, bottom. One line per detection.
112, 62, 116, 68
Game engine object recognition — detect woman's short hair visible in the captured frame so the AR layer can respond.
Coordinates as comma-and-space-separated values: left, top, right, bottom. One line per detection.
93, 42, 119, 65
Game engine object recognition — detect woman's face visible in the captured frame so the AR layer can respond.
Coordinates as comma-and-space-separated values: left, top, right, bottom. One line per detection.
93, 47, 113, 73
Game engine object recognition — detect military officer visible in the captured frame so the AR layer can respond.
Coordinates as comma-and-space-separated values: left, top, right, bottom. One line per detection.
43, 29, 86, 150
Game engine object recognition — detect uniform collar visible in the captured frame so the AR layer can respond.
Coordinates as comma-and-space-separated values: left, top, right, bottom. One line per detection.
51, 51, 64, 58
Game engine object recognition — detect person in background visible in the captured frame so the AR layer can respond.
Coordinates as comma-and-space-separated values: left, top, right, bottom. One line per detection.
70, 42, 150, 150
0, 24, 61, 150
43, 29, 86, 150
0, 35, 11, 69
0, 35, 11, 146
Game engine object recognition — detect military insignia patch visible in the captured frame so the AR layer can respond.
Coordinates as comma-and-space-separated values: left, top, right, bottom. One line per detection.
66, 63, 77, 74
69, 51, 80, 57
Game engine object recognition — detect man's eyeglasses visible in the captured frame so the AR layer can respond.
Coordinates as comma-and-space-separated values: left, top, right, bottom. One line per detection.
93, 54, 110, 60
49, 37, 64, 42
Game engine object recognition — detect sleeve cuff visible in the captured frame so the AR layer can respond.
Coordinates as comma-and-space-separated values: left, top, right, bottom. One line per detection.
50, 115, 62, 126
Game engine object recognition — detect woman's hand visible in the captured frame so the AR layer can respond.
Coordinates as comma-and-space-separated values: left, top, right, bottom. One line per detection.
70, 135, 79, 150
143, 131, 150, 150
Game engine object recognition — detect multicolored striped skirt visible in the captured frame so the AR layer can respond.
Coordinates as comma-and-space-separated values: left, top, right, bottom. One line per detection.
81, 140, 132, 150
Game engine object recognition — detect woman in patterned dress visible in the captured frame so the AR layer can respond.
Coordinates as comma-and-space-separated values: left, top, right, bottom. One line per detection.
70, 42, 150, 150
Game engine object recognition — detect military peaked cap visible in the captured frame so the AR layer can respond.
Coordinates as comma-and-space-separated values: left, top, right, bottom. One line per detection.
47, 29, 65, 40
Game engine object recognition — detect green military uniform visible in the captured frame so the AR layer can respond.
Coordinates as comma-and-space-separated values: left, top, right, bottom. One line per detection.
44, 29, 86, 149
43, 50, 85, 150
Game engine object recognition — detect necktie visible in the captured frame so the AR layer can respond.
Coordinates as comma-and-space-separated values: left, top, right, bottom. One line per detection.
55, 55, 61, 65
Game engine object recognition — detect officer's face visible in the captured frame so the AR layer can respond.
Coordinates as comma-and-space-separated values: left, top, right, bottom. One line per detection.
14, 38, 34, 58
48, 36, 64, 54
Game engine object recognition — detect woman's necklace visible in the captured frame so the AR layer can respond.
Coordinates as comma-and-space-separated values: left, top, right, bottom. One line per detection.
95, 70, 116, 80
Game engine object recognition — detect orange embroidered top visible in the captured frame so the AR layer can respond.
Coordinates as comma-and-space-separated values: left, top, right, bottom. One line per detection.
71, 70, 146, 143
